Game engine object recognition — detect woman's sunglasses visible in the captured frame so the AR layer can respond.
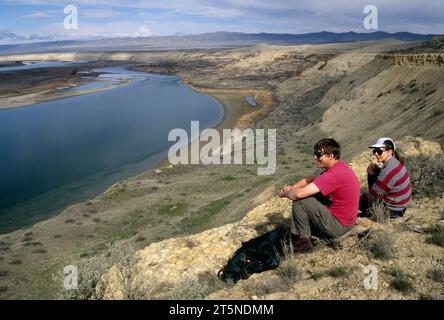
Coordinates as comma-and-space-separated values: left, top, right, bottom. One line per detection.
372, 149, 385, 156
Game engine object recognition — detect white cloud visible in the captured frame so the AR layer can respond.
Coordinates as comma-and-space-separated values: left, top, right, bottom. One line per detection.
36, 20, 155, 39
81, 9, 125, 19
4, 0, 444, 36
21, 11, 55, 19
135, 25, 153, 36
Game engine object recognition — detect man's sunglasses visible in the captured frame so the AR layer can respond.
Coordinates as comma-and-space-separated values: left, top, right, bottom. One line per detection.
314, 149, 324, 158
372, 149, 386, 156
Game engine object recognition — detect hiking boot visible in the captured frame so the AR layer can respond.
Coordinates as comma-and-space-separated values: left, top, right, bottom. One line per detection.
291, 234, 314, 254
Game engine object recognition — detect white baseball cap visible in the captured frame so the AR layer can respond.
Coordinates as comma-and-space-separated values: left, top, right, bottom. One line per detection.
369, 137, 396, 150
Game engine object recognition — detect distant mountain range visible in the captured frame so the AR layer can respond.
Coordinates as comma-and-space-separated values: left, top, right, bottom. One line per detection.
0, 31, 437, 55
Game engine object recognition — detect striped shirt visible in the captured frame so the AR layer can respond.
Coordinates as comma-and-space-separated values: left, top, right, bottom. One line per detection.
369, 157, 412, 210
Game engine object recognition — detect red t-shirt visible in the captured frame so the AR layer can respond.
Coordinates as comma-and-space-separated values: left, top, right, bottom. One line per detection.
313, 160, 360, 226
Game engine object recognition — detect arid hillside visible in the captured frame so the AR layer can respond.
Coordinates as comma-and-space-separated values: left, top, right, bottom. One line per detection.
0, 38, 442, 299
95, 138, 444, 300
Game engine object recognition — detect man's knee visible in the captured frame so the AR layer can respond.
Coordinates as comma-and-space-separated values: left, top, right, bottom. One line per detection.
293, 196, 319, 211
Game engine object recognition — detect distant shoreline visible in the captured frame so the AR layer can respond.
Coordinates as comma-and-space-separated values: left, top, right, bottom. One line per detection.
155, 82, 273, 168
0, 78, 131, 110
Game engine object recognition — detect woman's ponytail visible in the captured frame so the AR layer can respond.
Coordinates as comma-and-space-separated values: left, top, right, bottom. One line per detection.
394, 150, 404, 165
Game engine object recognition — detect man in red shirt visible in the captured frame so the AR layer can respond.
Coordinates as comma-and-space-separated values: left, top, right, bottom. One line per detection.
280, 138, 360, 253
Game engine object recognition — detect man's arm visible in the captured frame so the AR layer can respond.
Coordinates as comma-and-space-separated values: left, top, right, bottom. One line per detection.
292, 175, 316, 188
280, 175, 317, 197
285, 182, 320, 201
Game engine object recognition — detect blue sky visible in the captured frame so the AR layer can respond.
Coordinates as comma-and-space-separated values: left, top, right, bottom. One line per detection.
0, 0, 443, 44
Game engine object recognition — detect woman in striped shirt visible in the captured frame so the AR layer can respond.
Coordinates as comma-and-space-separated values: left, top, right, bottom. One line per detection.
359, 137, 412, 218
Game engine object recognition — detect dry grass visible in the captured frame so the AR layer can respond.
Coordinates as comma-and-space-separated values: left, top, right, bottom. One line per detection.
369, 200, 390, 224
406, 154, 444, 199
427, 269, 444, 283
166, 271, 229, 300
426, 224, 444, 247
327, 266, 349, 278
389, 267, 414, 292
366, 231, 395, 260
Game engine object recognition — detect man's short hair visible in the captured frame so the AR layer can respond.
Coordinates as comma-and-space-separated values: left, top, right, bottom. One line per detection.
314, 138, 341, 159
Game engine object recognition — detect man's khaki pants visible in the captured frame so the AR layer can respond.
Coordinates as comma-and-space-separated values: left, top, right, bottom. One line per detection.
290, 196, 353, 239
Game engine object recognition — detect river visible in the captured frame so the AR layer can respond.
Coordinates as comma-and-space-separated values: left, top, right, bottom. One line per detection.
0, 64, 224, 233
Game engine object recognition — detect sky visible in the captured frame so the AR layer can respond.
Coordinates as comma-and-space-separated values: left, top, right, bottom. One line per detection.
0, 0, 443, 44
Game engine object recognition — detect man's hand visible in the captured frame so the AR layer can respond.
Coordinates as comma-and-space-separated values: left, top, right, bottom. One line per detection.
280, 185, 292, 198
280, 183, 320, 201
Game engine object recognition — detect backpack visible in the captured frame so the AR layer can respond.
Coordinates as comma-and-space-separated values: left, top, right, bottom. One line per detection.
218, 227, 290, 283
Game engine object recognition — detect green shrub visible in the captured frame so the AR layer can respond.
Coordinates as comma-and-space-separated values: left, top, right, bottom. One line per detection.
426, 225, 444, 247
406, 154, 444, 198
61, 256, 110, 300
427, 269, 444, 283
369, 200, 390, 224
327, 266, 348, 278
389, 268, 414, 292
135, 236, 146, 242
368, 231, 394, 260
31, 249, 47, 254
157, 202, 188, 217
10, 259, 22, 265
311, 271, 325, 281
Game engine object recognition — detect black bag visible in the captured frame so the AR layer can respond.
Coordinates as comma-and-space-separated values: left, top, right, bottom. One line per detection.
218, 227, 290, 283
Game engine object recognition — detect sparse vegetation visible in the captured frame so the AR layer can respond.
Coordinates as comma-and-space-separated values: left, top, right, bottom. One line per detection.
61, 256, 110, 300
158, 202, 188, 217
31, 249, 47, 254
367, 231, 394, 260
369, 200, 390, 224
311, 271, 325, 281
23, 241, 43, 247
406, 154, 444, 198
426, 224, 444, 247
389, 268, 414, 292
135, 236, 146, 242
10, 259, 22, 265
100, 185, 129, 201
327, 266, 348, 278
167, 272, 228, 300
245, 276, 293, 296
0, 269, 9, 278
187, 196, 232, 230
427, 269, 444, 283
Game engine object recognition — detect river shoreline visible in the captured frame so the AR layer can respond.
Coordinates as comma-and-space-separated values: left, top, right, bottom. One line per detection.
0, 62, 272, 235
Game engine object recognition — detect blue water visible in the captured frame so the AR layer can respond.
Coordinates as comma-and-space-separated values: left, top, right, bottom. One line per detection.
245, 96, 257, 107
0, 65, 224, 233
